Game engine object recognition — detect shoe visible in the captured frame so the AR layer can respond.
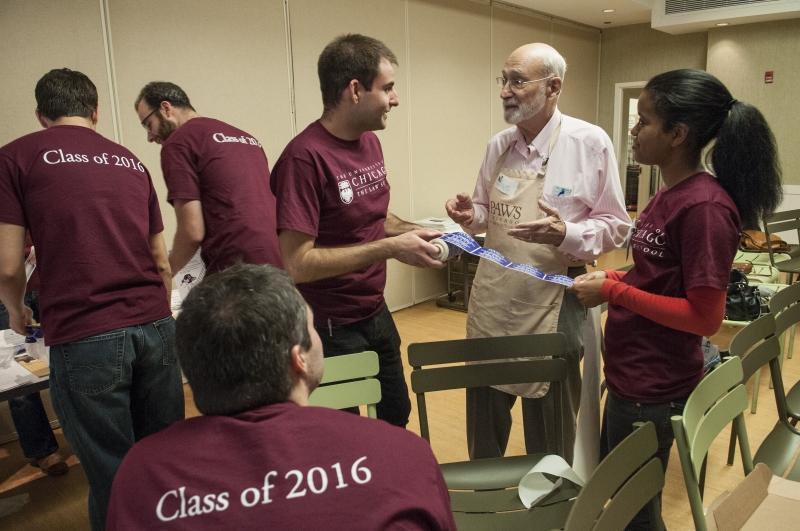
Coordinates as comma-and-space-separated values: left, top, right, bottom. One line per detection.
31, 452, 69, 476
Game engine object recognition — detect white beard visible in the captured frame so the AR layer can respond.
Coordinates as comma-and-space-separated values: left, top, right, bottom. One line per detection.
504, 93, 546, 125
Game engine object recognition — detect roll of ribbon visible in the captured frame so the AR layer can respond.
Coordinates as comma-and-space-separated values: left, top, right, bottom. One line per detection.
430, 238, 465, 261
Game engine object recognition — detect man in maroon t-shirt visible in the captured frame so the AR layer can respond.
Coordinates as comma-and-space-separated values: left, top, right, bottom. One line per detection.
271, 34, 444, 427
134, 82, 282, 275
0, 69, 184, 531
107, 264, 456, 531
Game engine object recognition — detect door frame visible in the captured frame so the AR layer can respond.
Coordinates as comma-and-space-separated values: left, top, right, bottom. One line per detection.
612, 81, 647, 207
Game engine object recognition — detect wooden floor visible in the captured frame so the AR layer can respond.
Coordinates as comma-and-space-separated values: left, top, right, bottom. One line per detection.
1, 253, 798, 530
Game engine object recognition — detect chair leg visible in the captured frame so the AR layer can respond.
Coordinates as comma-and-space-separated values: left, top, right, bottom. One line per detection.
750, 368, 761, 414
771, 334, 785, 390
699, 455, 707, 496
727, 429, 736, 466
789, 323, 796, 360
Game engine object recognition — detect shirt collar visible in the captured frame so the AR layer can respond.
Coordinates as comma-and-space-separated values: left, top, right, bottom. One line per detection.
513, 108, 562, 158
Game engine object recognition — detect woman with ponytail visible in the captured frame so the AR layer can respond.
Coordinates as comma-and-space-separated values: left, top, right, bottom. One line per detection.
571, 69, 782, 530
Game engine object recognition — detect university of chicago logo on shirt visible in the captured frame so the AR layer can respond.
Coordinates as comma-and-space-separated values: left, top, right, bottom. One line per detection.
338, 180, 354, 204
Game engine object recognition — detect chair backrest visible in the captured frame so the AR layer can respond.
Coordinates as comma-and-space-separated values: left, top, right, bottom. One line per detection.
763, 209, 800, 262
769, 281, 800, 337
671, 357, 754, 531
308, 351, 381, 418
407, 333, 568, 442
563, 422, 663, 531
728, 313, 790, 421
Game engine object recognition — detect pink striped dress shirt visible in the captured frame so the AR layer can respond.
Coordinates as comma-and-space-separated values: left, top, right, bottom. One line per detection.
466, 109, 631, 261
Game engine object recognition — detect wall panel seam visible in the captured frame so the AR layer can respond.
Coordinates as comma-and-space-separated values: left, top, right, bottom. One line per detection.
99, 0, 122, 143
596, 32, 602, 126
284, 0, 297, 136
404, 0, 417, 304
490, 1, 495, 141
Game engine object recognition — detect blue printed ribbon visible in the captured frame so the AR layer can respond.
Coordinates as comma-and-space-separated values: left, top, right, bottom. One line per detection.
441, 232, 574, 288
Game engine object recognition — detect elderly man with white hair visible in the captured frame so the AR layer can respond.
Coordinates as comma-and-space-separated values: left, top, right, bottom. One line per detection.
445, 43, 630, 462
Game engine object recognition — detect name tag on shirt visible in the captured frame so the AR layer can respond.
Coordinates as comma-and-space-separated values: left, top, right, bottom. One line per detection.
495, 174, 519, 196
552, 185, 572, 198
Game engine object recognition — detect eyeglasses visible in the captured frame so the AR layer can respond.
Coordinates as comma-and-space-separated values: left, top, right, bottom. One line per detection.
496, 74, 554, 92
140, 107, 159, 129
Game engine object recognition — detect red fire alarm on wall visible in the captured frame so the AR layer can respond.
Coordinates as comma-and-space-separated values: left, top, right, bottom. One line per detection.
765, 70, 774, 84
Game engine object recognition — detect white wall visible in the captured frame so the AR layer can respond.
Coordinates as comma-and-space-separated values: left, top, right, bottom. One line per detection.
0, 0, 600, 437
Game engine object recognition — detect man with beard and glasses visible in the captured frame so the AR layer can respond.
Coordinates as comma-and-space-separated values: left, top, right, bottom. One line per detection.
445, 43, 630, 463
135, 82, 282, 276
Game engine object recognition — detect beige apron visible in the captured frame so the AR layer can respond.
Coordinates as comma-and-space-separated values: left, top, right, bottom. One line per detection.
466, 124, 570, 398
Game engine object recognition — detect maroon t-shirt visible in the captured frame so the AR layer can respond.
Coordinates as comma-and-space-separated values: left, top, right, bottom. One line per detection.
0, 125, 169, 345
161, 117, 282, 274
107, 402, 456, 530
604, 173, 740, 402
271, 121, 390, 326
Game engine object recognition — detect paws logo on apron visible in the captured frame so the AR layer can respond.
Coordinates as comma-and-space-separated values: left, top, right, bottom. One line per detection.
338, 180, 354, 204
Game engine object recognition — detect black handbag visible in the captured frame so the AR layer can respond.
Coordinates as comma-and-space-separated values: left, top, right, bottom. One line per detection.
725, 269, 761, 321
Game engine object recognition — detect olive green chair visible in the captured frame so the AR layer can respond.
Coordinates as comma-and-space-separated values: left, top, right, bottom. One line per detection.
308, 350, 380, 418
726, 314, 800, 479
561, 422, 663, 531
762, 209, 800, 284
724, 284, 800, 465
408, 333, 573, 530
769, 282, 800, 419
672, 357, 754, 531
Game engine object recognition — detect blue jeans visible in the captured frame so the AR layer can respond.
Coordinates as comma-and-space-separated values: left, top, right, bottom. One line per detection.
316, 304, 411, 427
49, 316, 185, 531
9, 393, 58, 459
601, 391, 686, 531
0, 292, 59, 460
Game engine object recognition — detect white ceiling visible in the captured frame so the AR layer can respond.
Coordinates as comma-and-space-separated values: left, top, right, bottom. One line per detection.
503, 0, 652, 29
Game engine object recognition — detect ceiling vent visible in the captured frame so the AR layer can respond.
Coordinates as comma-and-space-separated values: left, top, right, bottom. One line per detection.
666, 0, 778, 14
651, 0, 800, 33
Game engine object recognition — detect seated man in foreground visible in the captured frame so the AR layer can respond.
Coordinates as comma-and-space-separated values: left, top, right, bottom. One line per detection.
106, 264, 455, 530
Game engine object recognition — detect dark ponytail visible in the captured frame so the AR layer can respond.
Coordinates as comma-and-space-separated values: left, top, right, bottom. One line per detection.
712, 101, 782, 228
645, 69, 782, 229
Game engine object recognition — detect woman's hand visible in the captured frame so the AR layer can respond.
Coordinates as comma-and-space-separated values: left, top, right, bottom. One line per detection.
569, 271, 608, 308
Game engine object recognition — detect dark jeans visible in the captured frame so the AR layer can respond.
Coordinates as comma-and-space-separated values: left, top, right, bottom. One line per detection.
49, 316, 185, 531
0, 292, 59, 460
316, 304, 411, 427
601, 391, 686, 531
9, 393, 58, 459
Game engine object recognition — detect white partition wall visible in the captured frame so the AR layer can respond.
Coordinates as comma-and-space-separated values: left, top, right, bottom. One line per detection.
0, 0, 602, 442
108, 0, 295, 240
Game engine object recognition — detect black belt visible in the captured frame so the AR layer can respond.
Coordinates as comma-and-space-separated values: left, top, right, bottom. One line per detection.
567, 266, 588, 278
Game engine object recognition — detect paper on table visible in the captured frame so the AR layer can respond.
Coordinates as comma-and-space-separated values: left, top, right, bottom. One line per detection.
518, 454, 586, 508
172, 248, 206, 312
413, 216, 464, 233
25, 246, 36, 281
0, 358, 39, 393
